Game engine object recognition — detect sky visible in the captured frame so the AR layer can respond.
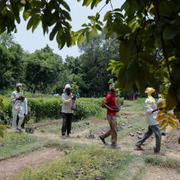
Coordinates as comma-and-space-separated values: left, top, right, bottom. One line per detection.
13, 0, 125, 60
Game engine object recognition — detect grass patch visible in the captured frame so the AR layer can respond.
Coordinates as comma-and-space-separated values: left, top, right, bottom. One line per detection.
117, 118, 146, 139
18, 146, 137, 180
107, 155, 145, 180
0, 131, 47, 159
123, 99, 144, 112
145, 155, 180, 172
39, 118, 106, 136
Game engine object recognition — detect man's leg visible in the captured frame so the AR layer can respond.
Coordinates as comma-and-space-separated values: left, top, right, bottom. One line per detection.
67, 114, 73, 135
12, 109, 18, 129
136, 126, 153, 147
61, 113, 67, 136
21, 116, 26, 129
109, 116, 117, 146
100, 115, 112, 139
100, 129, 111, 139
16, 115, 19, 127
99, 116, 112, 144
17, 111, 25, 130
151, 125, 161, 153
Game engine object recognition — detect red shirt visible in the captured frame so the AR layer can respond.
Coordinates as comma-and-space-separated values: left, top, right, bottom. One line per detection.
105, 91, 117, 116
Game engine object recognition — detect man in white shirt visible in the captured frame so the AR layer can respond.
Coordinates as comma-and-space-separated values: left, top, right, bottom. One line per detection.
11, 83, 28, 132
135, 87, 162, 154
61, 84, 75, 137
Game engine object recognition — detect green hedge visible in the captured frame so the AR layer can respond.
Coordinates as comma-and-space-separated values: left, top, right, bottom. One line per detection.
28, 98, 60, 122
0, 96, 104, 124
74, 98, 103, 120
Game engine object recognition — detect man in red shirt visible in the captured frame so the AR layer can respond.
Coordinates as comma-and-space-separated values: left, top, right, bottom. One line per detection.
99, 84, 119, 147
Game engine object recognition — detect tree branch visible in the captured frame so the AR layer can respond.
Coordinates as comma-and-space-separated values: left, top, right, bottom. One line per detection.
154, 0, 178, 105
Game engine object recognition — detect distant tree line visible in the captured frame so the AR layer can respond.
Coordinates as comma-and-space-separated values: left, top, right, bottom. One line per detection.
0, 33, 118, 97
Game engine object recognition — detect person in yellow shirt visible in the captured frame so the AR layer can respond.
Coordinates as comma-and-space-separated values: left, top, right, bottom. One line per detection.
135, 87, 162, 154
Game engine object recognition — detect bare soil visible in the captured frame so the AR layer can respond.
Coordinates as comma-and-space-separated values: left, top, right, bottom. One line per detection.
0, 114, 179, 180
0, 148, 64, 180
144, 166, 180, 180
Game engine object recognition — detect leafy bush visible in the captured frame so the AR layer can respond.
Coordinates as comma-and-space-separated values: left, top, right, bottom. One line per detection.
0, 95, 11, 124
28, 97, 60, 122
74, 98, 104, 121
0, 96, 104, 123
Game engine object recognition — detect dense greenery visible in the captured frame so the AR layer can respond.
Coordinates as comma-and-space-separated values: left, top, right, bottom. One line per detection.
0, 96, 104, 124
0, 33, 24, 89
0, 33, 118, 96
104, 0, 180, 116
24, 46, 63, 93
0, 0, 179, 115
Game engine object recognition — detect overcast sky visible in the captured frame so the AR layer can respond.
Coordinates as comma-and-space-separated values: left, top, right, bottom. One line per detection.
13, 0, 124, 60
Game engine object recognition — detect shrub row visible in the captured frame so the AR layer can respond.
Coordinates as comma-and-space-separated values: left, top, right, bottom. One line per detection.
0, 96, 104, 124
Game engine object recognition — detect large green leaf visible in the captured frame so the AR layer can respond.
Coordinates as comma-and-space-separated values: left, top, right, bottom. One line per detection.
0, 0, 6, 12
163, 25, 180, 40
60, 0, 70, 11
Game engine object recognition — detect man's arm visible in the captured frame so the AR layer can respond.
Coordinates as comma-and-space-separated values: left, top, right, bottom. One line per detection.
103, 103, 119, 111
104, 94, 119, 112
11, 92, 17, 104
24, 98, 28, 115
62, 94, 72, 104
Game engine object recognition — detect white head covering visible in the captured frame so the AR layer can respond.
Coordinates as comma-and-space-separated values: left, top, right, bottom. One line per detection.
109, 83, 115, 91
64, 84, 71, 90
16, 83, 22, 87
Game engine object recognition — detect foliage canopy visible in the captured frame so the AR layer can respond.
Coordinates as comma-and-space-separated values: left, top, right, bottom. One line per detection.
0, 0, 180, 116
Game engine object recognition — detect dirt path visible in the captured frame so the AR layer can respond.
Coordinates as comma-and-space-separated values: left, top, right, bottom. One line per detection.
34, 130, 100, 146
1, 117, 179, 180
0, 147, 64, 180
144, 166, 180, 180
34, 122, 180, 158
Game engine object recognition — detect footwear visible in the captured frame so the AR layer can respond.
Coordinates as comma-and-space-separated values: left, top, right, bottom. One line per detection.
99, 136, 107, 145
134, 145, 144, 151
111, 144, 119, 148
16, 128, 23, 133
161, 132, 166, 136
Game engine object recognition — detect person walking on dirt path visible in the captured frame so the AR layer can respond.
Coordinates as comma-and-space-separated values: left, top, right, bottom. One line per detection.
61, 84, 75, 137
11, 83, 28, 132
99, 84, 120, 148
135, 87, 162, 154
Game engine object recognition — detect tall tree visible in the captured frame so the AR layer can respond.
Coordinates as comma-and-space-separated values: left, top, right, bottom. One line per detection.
103, 0, 180, 116
62, 56, 85, 94
78, 33, 119, 97
0, 33, 24, 89
24, 45, 63, 93
0, 45, 12, 89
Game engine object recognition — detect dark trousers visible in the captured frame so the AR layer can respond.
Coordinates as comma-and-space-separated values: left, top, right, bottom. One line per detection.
61, 113, 73, 136
136, 124, 161, 153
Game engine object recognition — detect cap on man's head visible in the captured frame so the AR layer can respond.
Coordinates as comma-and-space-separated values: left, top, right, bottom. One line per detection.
109, 83, 115, 91
64, 84, 71, 90
16, 83, 22, 87
145, 87, 155, 95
